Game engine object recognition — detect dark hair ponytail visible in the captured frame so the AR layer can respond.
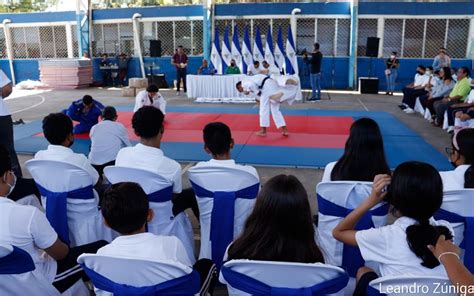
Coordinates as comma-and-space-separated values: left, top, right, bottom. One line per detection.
406, 221, 453, 268
386, 161, 453, 269
455, 129, 474, 188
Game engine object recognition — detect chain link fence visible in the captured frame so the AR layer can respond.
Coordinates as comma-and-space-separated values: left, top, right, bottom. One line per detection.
296, 18, 315, 53
446, 19, 470, 59
0, 28, 5, 59
383, 18, 403, 56
357, 18, 378, 56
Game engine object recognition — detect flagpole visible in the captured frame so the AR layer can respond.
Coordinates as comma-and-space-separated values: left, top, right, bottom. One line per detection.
203, 0, 214, 61
348, 0, 359, 90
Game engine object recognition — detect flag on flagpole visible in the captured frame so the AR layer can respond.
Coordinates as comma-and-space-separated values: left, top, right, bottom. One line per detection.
231, 25, 243, 73
210, 28, 223, 74
264, 26, 275, 67
274, 26, 286, 72
286, 25, 298, 75
221, 26, 232, 73
253, 26, 264, 62
241, 26, 253, 75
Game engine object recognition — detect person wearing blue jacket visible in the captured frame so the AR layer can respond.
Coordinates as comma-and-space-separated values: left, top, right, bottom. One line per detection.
66, 95, 104, 134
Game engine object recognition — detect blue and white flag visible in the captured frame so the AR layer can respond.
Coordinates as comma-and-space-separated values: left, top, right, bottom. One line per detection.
264, 26, 275, 67
231, 25, 243, 73
221, 26, 232, 73
274, 26, 286, 72
210, 28, 223, 74
253, 26, 264, 62
241, 26, 253, 75
286, 25, 298, 75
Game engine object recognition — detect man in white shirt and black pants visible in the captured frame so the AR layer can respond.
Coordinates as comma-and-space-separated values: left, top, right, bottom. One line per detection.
0, 70, 21, 176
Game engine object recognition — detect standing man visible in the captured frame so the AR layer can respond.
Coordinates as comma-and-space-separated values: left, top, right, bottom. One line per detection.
432, 48, 451, 71
133, 84, 167, 115
303, 43, 323, 101
172, 45, 188, 95
236, 74, 299, 137
117, 53, 130, 86
0, 70, 21, 176
65, 95, 104, 134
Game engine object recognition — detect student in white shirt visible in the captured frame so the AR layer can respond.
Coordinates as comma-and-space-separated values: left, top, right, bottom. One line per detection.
115, 106, 199, 218
133, 84, 166, 114
247, 60, 262, 76
89, 106, 131, 175
0, 69, 21, 177
440, 128, 474, 191
333, 161, 454, 295
98, 182, 216, 294
322, 118, 390, 182
261, 60, 281, 76
0, 145, 107, 293
34, 113, 99, 186
236, 74, 298, 137
400, 65, 431, 114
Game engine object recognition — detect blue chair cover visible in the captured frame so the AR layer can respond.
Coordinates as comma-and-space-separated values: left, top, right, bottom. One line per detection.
36, 183, 95, 245
317, 194, 389, 277
221, 264, 349, 295
147, 186, 174, 203
0, 246, 35, 275
190, 181, 260, 270
80, 264, 200, 296
434, 208, 474, 273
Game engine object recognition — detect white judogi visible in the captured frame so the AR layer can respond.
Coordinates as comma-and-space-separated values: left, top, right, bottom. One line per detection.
263, 65, 281, 76
89, 120, 131, 165
440, 165, 470, 191
241, 74, 298, 128
133, 90, 167, 114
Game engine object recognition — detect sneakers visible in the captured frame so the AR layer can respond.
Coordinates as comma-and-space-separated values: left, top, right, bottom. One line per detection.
404, 108, 416, 114
398, 104, 407, 110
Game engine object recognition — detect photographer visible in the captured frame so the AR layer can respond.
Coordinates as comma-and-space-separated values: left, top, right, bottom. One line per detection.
303, 43, 323, 101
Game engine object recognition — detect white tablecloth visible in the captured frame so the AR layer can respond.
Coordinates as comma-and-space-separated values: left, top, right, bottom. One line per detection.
186, 74, 302, 102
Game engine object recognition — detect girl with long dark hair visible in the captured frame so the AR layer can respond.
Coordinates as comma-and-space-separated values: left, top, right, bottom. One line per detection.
333, 161, 454, 295
441, 128, 474, 190
322, 118, 390, 182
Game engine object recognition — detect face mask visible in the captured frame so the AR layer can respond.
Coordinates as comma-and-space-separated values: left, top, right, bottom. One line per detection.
231, 63, 236, 67
390, 55, 395, 59
426, 71, 432, 75
3, 171, 16, 197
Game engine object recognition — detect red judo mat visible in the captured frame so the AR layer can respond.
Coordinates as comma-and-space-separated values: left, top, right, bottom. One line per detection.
67, 111, 353, 149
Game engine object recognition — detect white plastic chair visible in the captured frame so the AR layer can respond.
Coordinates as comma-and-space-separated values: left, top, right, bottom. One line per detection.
104, 166, 195, 262
367, 275, 454, 296
316, 181, 389, 277
77, 254, 197, 296
220, 259, 349, 296
15, 194, 43, 210
25, 159, 114, 247
0, 244, 88, 296
188, 165, 259, 267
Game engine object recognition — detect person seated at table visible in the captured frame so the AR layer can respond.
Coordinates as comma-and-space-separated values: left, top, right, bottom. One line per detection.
65, 95, 104, 134
247, 60, 261, 76
225, 59, 241, 75
133, 84, 166, 115
260, 60, 281, 76
197, 59, 216, 75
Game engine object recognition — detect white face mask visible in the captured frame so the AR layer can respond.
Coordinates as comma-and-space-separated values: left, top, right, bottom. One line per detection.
390, 55, 396, 59
3, 171, 16, 197
426, 71, 432, 75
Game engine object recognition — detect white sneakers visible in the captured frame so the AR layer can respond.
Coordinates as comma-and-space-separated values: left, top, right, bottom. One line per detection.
404, 108, 416, 114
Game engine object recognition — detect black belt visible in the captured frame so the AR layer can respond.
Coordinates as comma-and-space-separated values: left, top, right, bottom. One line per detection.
257, 76, 270, 96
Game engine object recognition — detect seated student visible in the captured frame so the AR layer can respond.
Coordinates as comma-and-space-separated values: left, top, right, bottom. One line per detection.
419, 67, 455, 118
247, 60, 261, 76
115, 106, 199, 218
133, 84, 166, 115
260, 60, 281, 76
197, 59, 216, 75
35, 113, 99, 186
97, 182, 216, 295
225, 59, 241, 75
333, 161, 454, 295
65, 95, 105, 134
400, 65, 430, 114
89, 106, 131, 176
322, 118, 390, 182
0, 147, 107, 294
445, 89, 474, 132
225, 174, 324, 263
440, 128, 474, 191
454, 107, 474, 131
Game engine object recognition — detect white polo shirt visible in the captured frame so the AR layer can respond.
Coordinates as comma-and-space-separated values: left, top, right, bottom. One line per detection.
0, 197, 58, 282
97, 232, 192, 267
355, 216, 453, 277
88, 120, 131, 165
0, 70, 11, 116
414, 73, 430, 88
34, 145, 99, 185
439, 165, 470, 191
247, 65, 262, 75
133, 90, 166, 114
115, 144, 182, 193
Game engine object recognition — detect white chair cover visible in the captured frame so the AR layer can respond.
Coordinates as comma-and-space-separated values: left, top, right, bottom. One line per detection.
0, 244, 88, 296
25, 159, 115, 247
77, 254, 193, 296
368, 275, 455, 296
104, 166, 195, 262
414, 98, 425, 115
15, 194, 43, 211
316, 182, 388, 269
443, 111, 449, 130
188, 166, 259, 260
424, 108, 432, 120
220, 259, 349, 296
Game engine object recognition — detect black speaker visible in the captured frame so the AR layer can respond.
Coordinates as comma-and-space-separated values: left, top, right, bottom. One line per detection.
360, 78, 379, 94
150, 40, 162, 57
366, 37, 380, 57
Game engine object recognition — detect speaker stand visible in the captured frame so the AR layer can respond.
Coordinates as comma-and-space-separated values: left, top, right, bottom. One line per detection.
368, 56, 373, 79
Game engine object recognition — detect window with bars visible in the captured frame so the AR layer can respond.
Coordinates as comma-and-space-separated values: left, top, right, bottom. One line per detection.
357, 18, 378, 56
383, 19, 403, 56
296, 18, 315, 53
317, 19, 336, 56
9, 25, 68, 59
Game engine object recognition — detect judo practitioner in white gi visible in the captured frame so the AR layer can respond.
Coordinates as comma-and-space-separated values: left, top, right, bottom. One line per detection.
133, 84, 167, 114
236, 74, 298, 137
